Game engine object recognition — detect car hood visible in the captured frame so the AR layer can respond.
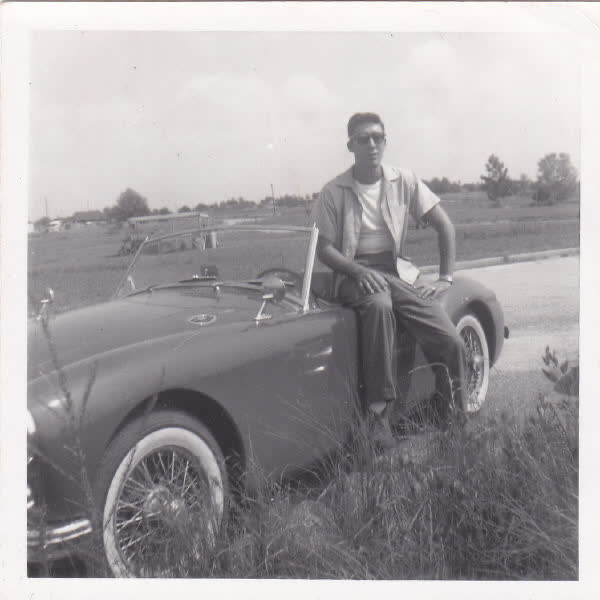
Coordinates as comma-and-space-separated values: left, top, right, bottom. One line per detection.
28, 285, 268, 381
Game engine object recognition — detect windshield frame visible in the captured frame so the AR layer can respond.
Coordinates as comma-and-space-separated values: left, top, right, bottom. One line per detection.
113, 224, 319, 312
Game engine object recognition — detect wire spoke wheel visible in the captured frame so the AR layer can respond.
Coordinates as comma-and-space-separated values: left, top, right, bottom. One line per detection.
456, 314, 490, 414
99, 414, 226, 577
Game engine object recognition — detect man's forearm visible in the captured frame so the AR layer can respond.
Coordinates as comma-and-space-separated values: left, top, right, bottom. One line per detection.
438, 221, 456, 277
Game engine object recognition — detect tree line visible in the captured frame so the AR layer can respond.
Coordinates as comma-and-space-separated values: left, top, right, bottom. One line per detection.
106, 150, 578, 222
90, 190, 319, 223
36, 151, 578, 227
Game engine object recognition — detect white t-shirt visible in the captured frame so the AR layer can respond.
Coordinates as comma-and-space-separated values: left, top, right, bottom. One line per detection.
354, 178, 395, 255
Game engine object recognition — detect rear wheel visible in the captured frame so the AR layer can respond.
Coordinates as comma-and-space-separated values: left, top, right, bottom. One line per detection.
95, 410, 226, 577
456, 313, 490, 414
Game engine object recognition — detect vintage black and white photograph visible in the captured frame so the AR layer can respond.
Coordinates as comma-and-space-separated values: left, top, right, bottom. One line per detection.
2, 0, 598, 594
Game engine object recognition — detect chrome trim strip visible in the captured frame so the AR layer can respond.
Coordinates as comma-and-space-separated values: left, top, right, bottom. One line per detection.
312, 345, 333, 357
302, 224, 319, 312
27, 410, 37, 436
28, 518, 92, 548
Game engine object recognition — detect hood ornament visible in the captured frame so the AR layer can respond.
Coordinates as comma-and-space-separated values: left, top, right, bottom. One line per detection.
37, 288, 55, 323
188, 314, 217, 326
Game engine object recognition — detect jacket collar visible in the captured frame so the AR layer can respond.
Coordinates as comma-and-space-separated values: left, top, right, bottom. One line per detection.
333, 164, 400, 189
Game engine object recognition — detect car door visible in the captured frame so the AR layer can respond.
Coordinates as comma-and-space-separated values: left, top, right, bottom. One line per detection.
228, 302, 359, 475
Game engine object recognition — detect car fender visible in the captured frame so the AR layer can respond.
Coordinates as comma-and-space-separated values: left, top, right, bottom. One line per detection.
439, 275, 506, 365
28, 329, 247, 517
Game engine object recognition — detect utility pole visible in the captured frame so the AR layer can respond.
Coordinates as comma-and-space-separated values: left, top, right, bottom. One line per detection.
270, 183, 276, 215
45, 197, 48, 218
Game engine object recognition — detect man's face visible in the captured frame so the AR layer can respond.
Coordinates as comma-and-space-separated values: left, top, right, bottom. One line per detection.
348, 121, 386, 169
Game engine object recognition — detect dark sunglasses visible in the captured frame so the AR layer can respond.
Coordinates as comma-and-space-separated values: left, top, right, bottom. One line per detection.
351, 132, 386, 146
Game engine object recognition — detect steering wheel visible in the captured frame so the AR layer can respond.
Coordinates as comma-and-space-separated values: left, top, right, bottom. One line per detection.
256, 268, 304, 293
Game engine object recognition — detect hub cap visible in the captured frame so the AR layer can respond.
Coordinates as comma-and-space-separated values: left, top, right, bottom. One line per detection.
113, 446, 218, 576
462, 325, 485, 412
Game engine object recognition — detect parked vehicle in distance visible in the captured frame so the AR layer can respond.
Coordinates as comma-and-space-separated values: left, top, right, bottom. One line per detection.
27, 225, 507, 576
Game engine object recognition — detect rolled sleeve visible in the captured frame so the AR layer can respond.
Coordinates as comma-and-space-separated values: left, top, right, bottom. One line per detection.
310, 187, 338, 245
409, 173, 440, 224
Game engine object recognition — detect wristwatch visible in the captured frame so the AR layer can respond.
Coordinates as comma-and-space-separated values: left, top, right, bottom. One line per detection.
438, 274, 454, 284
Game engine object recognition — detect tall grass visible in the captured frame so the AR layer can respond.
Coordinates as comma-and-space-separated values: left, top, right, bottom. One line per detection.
30, 340, 578, 579
202, 385, 577, 579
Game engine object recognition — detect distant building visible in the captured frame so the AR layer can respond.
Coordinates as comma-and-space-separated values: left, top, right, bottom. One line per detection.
47, 219, 63, 233
128, 212, 209, 234
72, 210, 106, 225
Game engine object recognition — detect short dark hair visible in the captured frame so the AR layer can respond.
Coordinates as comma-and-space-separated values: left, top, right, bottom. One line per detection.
347, 112, 385, 138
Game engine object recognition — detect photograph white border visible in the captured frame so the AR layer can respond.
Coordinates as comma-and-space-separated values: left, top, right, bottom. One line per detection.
2, 2, 599, 598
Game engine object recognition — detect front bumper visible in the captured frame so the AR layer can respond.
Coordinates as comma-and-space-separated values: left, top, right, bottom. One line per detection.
28, 518, 92, 562
27, 441, 94, 563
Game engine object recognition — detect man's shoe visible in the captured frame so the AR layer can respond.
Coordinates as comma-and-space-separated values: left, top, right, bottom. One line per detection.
368, 406, 396, 451
430, 392, 466, 431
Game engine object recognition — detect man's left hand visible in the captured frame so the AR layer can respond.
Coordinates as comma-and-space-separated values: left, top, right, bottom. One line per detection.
415, 279, 452, 300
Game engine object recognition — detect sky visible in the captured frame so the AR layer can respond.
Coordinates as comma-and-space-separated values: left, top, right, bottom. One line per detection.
29, 31, 581, 220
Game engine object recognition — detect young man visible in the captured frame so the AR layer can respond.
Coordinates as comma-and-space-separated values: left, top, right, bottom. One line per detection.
311, 113, 466, 447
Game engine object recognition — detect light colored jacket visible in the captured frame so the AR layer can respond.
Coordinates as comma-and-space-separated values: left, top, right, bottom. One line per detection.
310, 164, 440, 294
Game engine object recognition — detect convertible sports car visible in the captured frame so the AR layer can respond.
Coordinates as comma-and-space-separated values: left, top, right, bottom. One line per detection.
27, 225, 507, 577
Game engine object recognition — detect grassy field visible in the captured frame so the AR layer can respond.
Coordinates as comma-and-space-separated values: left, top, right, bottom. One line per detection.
28, 193, 579, 315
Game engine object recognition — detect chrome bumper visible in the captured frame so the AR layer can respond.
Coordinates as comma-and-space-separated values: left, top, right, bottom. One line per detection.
28, 518, 92, 561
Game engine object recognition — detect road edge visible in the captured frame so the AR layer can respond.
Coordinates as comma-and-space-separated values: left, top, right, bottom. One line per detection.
421, 247, 579, 275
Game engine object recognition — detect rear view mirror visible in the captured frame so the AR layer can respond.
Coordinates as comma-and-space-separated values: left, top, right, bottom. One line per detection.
261, 276, 286, 303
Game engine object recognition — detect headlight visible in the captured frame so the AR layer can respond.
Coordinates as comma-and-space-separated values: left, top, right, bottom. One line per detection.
27, 409, 36, 436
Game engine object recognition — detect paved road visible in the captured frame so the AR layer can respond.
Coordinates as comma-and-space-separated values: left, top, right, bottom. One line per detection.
453, 256, 579, 416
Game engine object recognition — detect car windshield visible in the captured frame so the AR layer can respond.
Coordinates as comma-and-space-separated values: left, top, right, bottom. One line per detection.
114, 225, 318, 306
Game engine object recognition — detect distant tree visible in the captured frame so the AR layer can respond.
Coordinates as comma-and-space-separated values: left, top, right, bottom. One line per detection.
426, 177, 442, 194
151, 207, 171, 215
481, 155, 512, 204
516, 173, 530, 193
194, 203, 209, 212
178, 205, 191, 213
114, 188, 151, 221
103, 205, 124, 222
426, 177, 459, 195
533, 153, 578, 205
218, 196, 256, 210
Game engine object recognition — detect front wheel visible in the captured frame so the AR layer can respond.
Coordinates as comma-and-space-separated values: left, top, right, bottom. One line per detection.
456, 313, 490, 414
95, 410, 227, 577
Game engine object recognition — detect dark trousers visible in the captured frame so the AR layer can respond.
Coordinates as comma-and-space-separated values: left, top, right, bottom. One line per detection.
338, 257, 466, 413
